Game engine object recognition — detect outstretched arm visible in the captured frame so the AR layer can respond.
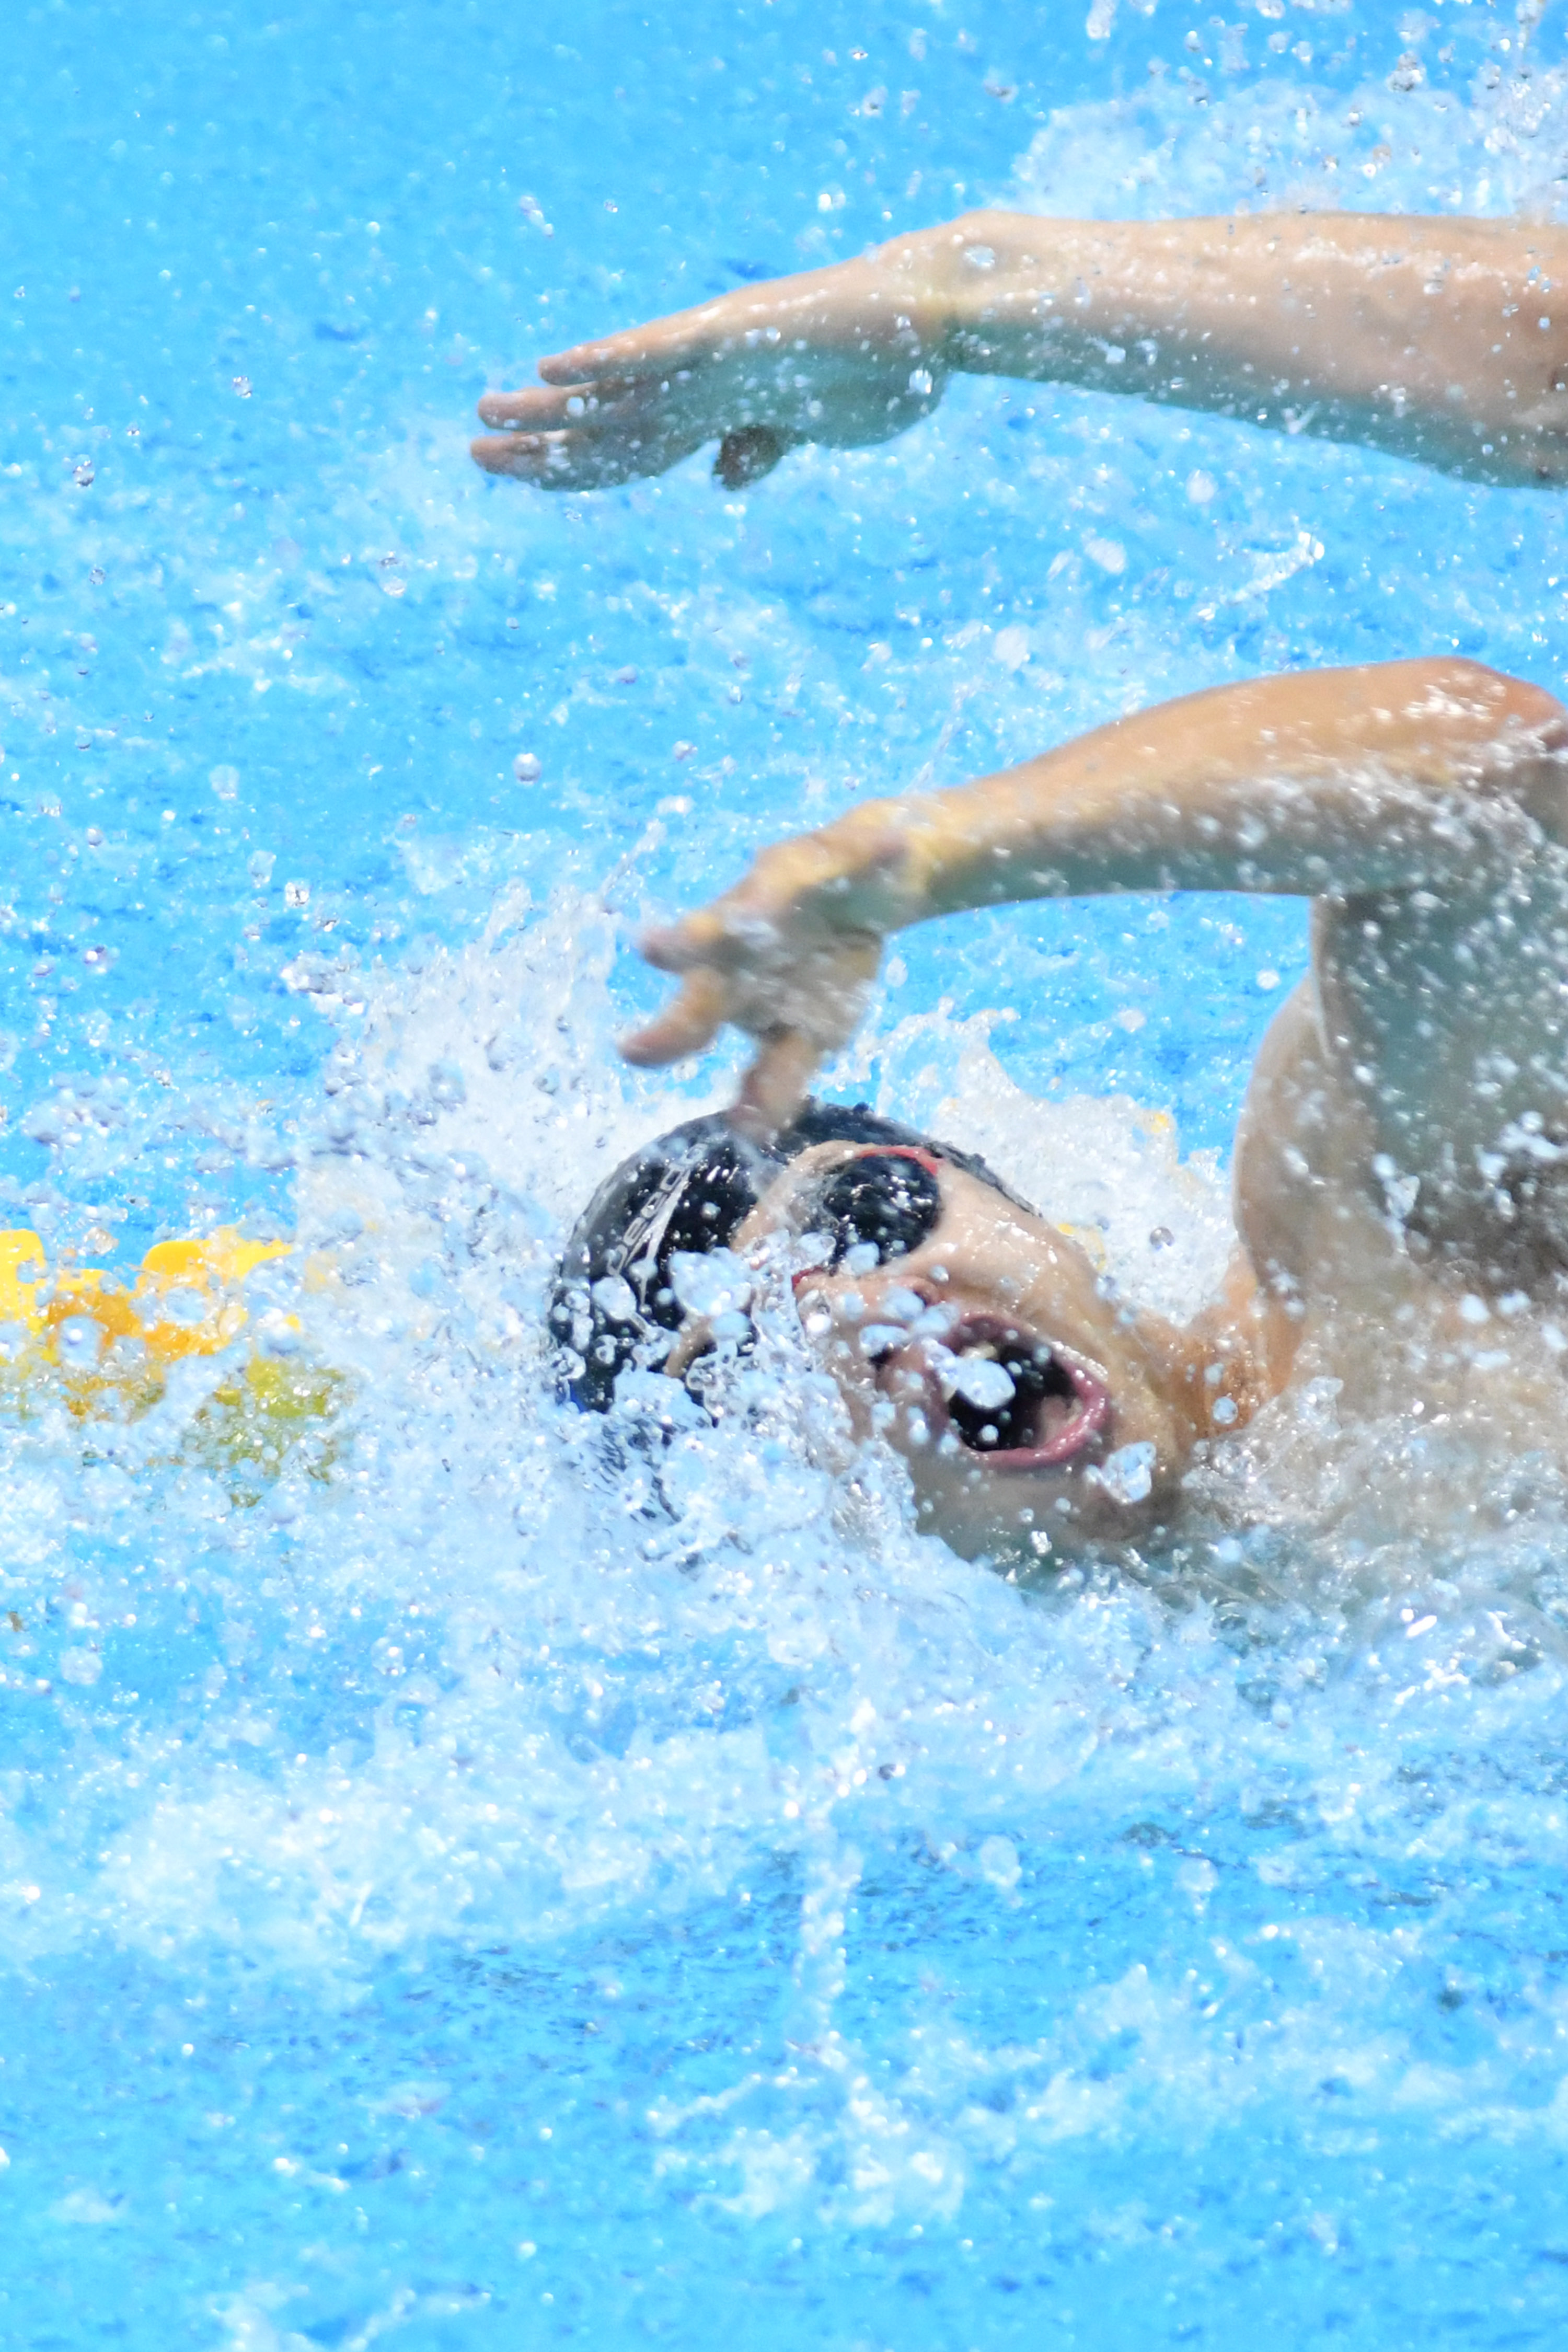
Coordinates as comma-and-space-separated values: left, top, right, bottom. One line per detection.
624, 658, 1567, 1131
474, 211, 1568, 491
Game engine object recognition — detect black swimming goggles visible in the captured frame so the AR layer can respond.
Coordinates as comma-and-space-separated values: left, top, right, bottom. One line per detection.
789, 1145, 947, 1281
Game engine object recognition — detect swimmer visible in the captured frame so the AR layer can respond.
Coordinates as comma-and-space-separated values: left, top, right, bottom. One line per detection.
555, 657, 1568, 1559
471, 210, 1568, 490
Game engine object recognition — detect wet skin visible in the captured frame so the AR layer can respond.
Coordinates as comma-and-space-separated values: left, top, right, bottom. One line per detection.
718, 1143, 1259, 1561
635, 658, 1568, 1557
473, 211, 1568, 493
475, 206, 1568, 1548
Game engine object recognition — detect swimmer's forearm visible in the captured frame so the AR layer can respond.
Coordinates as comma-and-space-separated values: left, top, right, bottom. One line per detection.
629, 661, 1564, 1114
928, 210, 1568, 483
479, 206, 1568, 490
878, 659, 1568, 916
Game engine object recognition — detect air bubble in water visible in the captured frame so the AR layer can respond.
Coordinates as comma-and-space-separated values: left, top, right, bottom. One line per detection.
943, 1354, 1017, 1411
670, 1249, 751, 1320
976, 1834, 1021, 1890
55, 1316, 103, 1370
209, 765, 239, 801
591, 1274, 637, 1323
514, 753, 542, 782
156, 1287, 209, 1329
1090, 1440, 1156, 1505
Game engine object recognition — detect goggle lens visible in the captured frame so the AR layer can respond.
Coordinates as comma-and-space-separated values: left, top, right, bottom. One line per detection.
814, 1148, 943, 1269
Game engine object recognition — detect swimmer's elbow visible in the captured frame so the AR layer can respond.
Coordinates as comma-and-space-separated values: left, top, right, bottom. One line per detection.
1481, 667, 1568, 755
1514, 685, 1568, 764
1404, 656, 1566, 743
1421, 659, 1568, 836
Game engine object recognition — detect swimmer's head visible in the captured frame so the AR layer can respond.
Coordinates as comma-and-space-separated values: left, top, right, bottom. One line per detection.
553, 1101, 1224, 1559
550, 1100, 1025, 1411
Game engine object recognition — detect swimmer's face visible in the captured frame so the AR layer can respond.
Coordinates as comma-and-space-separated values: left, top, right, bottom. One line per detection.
731, 1142, 1198, 1561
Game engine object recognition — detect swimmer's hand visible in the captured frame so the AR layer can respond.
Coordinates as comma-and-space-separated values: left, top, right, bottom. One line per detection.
470, 241, 950, 492
621, 804, 928, 1133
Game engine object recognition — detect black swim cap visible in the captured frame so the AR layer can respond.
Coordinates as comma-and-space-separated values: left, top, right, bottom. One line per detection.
550, 1099, 1029, 1411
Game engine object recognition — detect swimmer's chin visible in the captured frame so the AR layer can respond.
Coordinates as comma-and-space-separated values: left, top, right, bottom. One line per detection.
890, 1397, 1194, 1563
873, 1371, 1190, 1564
917, 1473, 1175, 1566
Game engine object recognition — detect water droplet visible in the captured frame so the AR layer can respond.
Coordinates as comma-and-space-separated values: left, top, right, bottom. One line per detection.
591, 1274, 638, 1324
1090, 1440, 1156, 1505
976, 1834, 1021, 1890
56, 1317, 103, 1371
943, 1354, 1016, 1412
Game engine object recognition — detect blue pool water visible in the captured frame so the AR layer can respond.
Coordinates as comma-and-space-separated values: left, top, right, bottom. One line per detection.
7, 1, 1568, 2344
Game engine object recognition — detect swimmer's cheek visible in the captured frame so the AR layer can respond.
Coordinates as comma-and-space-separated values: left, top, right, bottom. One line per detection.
907, 1461, 1162, 1564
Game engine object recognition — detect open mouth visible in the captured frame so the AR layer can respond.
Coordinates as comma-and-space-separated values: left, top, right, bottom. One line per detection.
882, 1316, 1111, 1471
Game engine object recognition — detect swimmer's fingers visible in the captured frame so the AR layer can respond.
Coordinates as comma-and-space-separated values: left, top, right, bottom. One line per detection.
472, 419, 787, 491
620, 969, 731, 1069
640, 821, 918, 982
470, 430, 560, 482
730, 938, 884, 1133
470, 422, 705, 489
535, 307, 749, 388
472, 374, 712, 487
622, 929, 882, 1079
734, 1030, 822, 1138
475, 385, 581, 431
532, 261, 894, 392
475, 377, 656, 431
640, 908, 742, 976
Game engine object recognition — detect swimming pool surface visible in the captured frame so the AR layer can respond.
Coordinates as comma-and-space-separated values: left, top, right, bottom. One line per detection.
6, 1, 1568, 2343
